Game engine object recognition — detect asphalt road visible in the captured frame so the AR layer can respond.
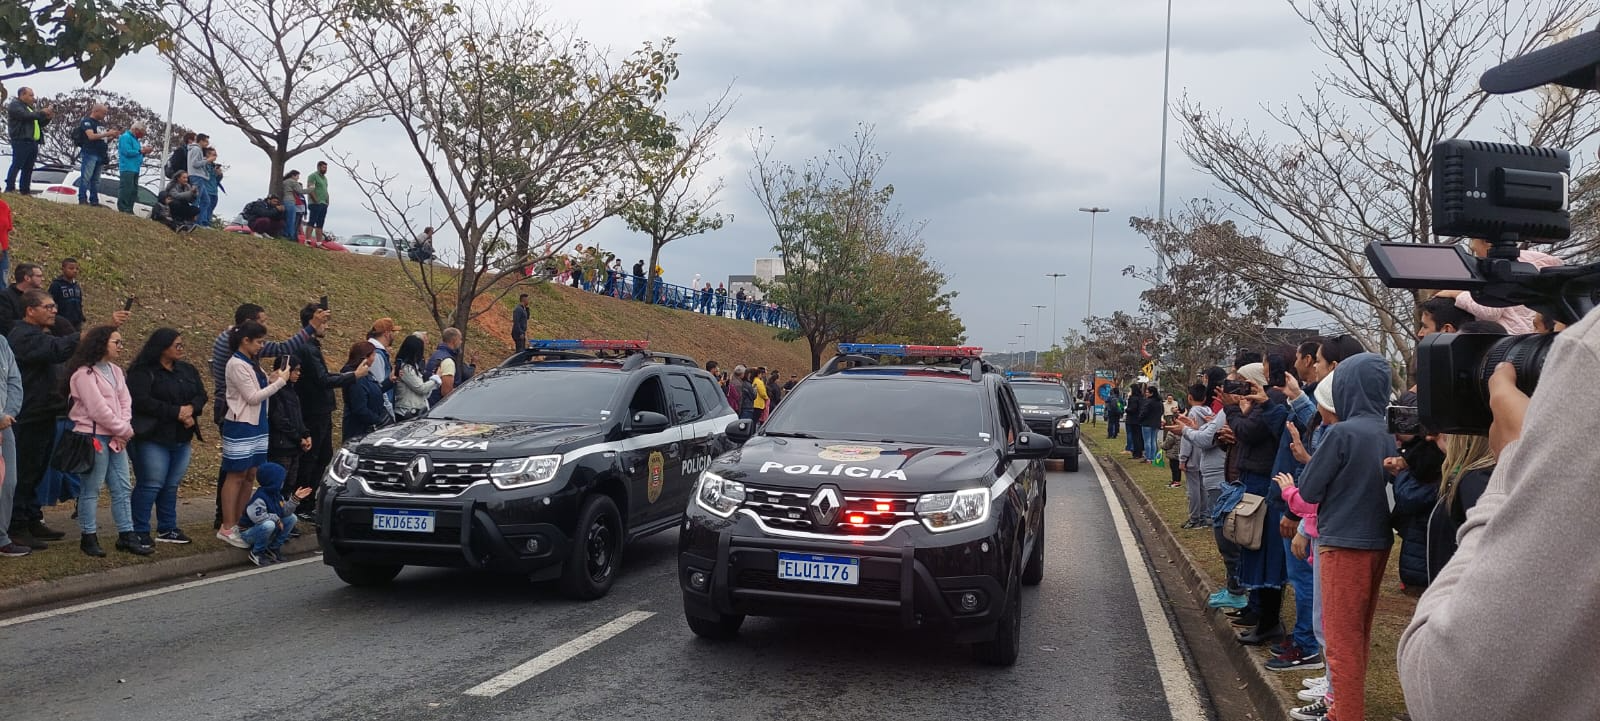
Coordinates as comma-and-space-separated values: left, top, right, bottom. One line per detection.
4, 461, 1209, 721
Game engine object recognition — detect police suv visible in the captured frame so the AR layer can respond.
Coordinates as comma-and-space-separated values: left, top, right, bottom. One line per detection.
677, 344, 1053, 666
319, 340, 736, 599
1006, 372, 1081, 471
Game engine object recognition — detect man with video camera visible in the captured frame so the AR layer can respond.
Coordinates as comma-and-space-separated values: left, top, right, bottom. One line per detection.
1390, 34, 1600, 721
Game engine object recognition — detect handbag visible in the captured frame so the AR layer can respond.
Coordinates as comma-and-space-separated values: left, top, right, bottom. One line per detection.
51, 426, 97, 475
1223, 492, 1267, 551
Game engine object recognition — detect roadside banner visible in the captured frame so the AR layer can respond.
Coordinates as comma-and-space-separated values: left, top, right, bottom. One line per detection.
1093, 370, 1115, 418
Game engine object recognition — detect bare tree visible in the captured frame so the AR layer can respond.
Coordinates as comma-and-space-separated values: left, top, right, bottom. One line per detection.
167, 0, 390, 195
36, 89, 196, 171
1180, 0, 1600, 365
619, 89, 736, 304
336, 2, 679, 340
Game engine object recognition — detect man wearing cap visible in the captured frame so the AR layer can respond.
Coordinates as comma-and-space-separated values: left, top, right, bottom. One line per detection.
1398, 34, 1600, 721
367, 318, 399, 417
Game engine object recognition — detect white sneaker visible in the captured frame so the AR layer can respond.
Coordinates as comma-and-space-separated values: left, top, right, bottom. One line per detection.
1302, 676, 1328, 690
1297, 686, 1327, 702
217, 526, 249, 549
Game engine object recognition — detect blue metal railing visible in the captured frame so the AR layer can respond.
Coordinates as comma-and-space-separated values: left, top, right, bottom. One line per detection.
550, 270, 799, 330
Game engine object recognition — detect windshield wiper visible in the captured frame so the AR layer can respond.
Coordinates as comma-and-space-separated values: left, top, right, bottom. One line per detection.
764, 431, 820, 439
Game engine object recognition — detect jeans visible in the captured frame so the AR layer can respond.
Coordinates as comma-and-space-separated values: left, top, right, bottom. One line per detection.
197, 180, 217, 226
0, 428, 15, 547
1106, 416, 1119, 439
78, 435, 132, 535
1311, 537, 1329, 696
1284, 534, 1318, 653
6, 141, 39, 193
79, 153, 106, 204
240, 513, 296, 553
118, 170, 141, 213
130, 441, 192, 534
1, 249, 9, 292
1141, 426, 1159, 461
284, 203, 299, 240
1185, 467, 1207, 523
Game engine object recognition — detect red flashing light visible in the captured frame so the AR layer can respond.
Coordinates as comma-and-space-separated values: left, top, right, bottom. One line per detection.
874, 503, 891, 512
905, 345, 983, 358
579, 339, 648, 350
848, 514, 866, 525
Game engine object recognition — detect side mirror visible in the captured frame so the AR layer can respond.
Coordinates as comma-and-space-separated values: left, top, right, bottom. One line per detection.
629, 410, 670, 436
725, 418, 755, 444
1008, 431, 1055, 460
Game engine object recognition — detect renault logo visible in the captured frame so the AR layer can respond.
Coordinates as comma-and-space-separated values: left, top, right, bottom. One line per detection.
404, 454, 433, 492
809, 486, 841, 527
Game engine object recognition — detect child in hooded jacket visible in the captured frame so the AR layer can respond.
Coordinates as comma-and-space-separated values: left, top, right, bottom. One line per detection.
240, 462, 309, 566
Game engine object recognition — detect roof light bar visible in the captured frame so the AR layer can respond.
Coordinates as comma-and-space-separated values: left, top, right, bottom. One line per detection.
837, 343, 984, 358
1007, 371, 1063, 380
527, 339, 650, 351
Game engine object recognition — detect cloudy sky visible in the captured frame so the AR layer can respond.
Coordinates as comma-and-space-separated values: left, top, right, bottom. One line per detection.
33, 0, 1332, 352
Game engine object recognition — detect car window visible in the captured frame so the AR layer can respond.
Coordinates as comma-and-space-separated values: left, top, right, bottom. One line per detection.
665, 373, 701, 425
1011, 383, 1068, 406
427, 368, 622, 423
96, 176, 121, 197
998, 385, 1024, 444
691, 375, 729, 416
31, 170, 68, 185
347, 235, 388, 248
629, 375, 668, 418
763, 379, 987, 446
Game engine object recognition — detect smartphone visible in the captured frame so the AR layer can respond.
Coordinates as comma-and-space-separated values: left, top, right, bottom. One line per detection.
1222, 379, 1253, 396
319, 295, 329, 310
122, 296, 135, 312
1387, 405, 1421, 436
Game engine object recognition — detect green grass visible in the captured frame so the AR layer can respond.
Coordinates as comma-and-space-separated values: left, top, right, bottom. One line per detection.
1082, 433, 1414, 721
2, 195, 814, 590
0, 521, 233, 590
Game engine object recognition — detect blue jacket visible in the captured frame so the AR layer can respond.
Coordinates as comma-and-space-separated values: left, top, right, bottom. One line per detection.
341, 372, 388, 440
1296, 353, 1397, 550
117, 131, 144, 173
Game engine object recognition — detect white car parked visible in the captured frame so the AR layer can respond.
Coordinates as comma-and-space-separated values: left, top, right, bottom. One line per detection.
342, 234, 412, 258
31, 166, 159, 219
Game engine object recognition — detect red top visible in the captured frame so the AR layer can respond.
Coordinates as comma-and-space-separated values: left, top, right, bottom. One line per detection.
0, 199, 11, 251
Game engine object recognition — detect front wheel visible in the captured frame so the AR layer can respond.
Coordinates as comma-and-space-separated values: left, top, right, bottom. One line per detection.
972, 578, 1023, 666
335, 562, 403, 587
1063, 452, 1080, 473
558, 495, 624, 600
685, 603, 745, 640
1021, 523, 1045, 586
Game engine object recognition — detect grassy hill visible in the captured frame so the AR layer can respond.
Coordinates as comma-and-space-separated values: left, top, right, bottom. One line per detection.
4, 194, 814, 473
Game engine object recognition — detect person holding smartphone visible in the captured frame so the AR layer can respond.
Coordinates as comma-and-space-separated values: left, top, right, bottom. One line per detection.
216, 322, 291, 549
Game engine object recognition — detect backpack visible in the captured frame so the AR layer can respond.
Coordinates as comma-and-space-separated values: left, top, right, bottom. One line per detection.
164, 144, 188, 179
72, 120, 90, 148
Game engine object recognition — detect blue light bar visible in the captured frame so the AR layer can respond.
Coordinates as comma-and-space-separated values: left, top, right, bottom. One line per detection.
837, 343, 983, 358
527, 339, 649, 351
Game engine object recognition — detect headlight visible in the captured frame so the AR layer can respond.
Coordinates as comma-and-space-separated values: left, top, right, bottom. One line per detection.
490, 455, 562, 489
917, 488, 990, 532
694, 470, 745, 518
326, 448, 358, 486
1057, 418, 1076, 429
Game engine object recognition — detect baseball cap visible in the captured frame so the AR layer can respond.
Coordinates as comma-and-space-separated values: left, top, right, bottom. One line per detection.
1482, 23, 1600, 94
371, 317, 401, 334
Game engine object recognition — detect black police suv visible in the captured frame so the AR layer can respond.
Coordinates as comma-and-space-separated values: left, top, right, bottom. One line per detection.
319, 340, 736, 599
1006, 374, 1081, 472
677, 344, 1053, 666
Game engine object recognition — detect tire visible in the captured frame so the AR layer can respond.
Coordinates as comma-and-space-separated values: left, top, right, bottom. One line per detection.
1063, 452, 1080, 473
334, 562, 403, 587
558, 495, 624, 600
972, 575, 1023, 666
1021, 523, 1045, 586
685, 604, 745, 640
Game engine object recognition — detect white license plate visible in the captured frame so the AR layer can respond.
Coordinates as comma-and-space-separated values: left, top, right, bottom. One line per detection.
776, 552, 860, 586
371, 508, 435, 533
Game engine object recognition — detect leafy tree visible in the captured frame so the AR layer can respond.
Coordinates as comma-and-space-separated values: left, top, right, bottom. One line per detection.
166, 0, 393, 194
1081, 311, 1161, 386
0, 0, 168, 99
619, 90, 734, 304
1124, 202, 1288, 382
338, 2, 679, 342
750, 127, 962, 369
36, 88, 195, 171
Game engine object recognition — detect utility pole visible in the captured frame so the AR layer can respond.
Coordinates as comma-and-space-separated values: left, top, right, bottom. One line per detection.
1045, 272, 1066, 373
1030, 305, 1046, 369
1077, 206, 1108, 381
1156, 0, 1174, 279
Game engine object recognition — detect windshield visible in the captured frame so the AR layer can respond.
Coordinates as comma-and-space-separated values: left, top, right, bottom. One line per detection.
428, 369, 622, 423
764, 379, 988, 446
1011, 384, 1068, 406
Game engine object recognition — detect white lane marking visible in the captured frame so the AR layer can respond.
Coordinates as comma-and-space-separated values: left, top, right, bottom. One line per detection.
1081, 444, 1208, 720
0, 556, 321, 629
463, 610, 657, 697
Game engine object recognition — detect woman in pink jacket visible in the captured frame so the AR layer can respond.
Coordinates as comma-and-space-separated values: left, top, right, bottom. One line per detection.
66, 325, 141, 558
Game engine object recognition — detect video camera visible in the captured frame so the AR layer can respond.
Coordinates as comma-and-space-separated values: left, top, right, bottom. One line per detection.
1366, 140, 1600, 434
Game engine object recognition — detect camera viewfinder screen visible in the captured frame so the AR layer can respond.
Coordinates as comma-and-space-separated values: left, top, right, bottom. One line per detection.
1383, 244, 1476, 281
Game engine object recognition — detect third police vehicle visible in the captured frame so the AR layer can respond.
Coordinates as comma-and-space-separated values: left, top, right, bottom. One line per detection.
1005, 372, 1081, 471
319, 340, 736, 599
678, 344, 1053, 665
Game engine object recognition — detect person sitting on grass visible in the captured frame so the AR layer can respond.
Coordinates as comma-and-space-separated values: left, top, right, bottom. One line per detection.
240, 462, 309, 566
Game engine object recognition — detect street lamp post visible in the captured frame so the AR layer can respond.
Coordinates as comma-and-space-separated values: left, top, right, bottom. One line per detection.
1078, 207, 1108, 379
1030, 305, 1046, 369
1045, 272, 1066, 374
1018, 325, 1030, 369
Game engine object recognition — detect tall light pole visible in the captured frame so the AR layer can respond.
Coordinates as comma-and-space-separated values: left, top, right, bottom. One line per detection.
1045, 273, 1066, 365
1019, 325, 1030, 368
1078, 206, 1109, 325
1030, 305, 1046, 369
1156, 0, 1174, 279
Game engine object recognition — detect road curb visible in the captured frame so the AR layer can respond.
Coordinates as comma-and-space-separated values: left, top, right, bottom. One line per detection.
1094, 450, 1293, 721
0, 535, 319, 614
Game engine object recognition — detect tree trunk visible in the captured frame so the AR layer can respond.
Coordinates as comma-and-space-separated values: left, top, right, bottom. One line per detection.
515, 210, 532, 274
645, 240, 663, 306
807, 335, 825, 371
267, 152, 286, 199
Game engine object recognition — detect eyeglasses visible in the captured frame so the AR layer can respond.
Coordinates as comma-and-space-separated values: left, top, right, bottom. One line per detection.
38, 304, 57, 311
111, 339, 125, 347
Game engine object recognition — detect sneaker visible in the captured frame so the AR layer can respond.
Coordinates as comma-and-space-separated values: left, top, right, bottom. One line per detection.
0, 542, 31, 557
1206, 589, 1249, 609
248, 550, 272, 567
1302, 676, 1327, 690
1269, 640, 1295, 657
1297, 686, 1328, 702
156, 529, 192, 544
1289, 699, 1329, 720
270, 549, 288, 563
1266, 648, 1325, 672
217, 526, 249, 549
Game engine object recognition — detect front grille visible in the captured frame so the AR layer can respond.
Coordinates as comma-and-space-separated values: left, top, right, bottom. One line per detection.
1025, 418, 1056, 435
356, 456, 492, 496
735, 568, 899, 601
741, 484, 919, 537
